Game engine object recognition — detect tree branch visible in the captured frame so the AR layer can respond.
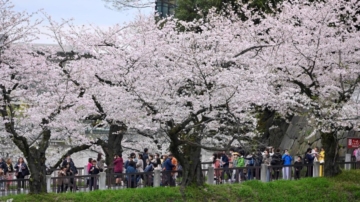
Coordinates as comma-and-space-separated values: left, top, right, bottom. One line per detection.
233, 45, 272, 58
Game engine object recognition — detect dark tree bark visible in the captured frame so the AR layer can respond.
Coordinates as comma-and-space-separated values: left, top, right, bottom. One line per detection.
102, 122, 126, 167
167, 122, 205, 188
26, 147, 48, 194
321, 132, 341, 177
8, 126, 50, 194
170, 136, 204, 187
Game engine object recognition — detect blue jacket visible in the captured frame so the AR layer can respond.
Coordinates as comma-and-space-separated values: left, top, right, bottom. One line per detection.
221, 154, 229, 167
125, 166, 137, 181
305, 153, 315, 164
163, 158, 175, 171
282, 154, 293, 165
144, 164, 154, 172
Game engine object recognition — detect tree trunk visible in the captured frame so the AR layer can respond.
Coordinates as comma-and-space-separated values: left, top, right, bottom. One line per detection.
103, 122, 126, 167
170, 133, 204, 187
321, 132, 341, 177
178, 144, 204, 187
26, 147, 48, 194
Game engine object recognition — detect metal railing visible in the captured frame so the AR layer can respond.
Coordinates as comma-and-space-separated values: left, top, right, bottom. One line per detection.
50, 174, 99, 193
0, 178, 30, 197
0, 158, 359, 196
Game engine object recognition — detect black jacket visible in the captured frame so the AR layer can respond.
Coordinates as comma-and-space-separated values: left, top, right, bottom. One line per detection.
0, 161, 8, 175
89, 165, 100, 175
271, 152, 283, 165
14, 162, 30, 176
62, 159, 78, 175
294, 161, 303, 170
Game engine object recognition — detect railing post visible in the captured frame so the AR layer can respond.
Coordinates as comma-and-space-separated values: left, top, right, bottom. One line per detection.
99, 172, 106, 190
345, 153, 351, 170
84, 165, 88, 175
46, 175, 52, 193
261, 164, 268, 183
313, 162, 320, 177
153, 169, 161, 187
207, 167, 214, 185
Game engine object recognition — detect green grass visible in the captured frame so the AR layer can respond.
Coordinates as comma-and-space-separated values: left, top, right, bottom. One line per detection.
2, 170, 360, 202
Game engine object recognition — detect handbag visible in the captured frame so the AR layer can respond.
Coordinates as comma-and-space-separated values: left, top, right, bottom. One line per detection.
15, 171, 19, 177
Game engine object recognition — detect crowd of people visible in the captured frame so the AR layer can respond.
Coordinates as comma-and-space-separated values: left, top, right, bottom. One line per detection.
5, 144, 359, 192
0, 157, 30, 191
54, 148, 183, 192
212, 146, 326, 183
107, 149, 182, 189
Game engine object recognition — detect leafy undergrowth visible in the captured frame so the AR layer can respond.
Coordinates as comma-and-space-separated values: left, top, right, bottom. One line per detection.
2, 170, 360, 202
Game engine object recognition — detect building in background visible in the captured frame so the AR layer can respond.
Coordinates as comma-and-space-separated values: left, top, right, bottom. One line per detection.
155, 0, 176, 18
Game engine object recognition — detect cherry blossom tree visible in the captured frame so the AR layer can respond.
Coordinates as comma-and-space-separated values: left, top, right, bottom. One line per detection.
42, 17, 168, 167
0, 0, 101, 193
60, 7, 274, 185
260, 0, 360, 176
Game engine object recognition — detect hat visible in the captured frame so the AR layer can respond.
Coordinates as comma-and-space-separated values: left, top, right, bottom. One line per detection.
233, 152, 240, 156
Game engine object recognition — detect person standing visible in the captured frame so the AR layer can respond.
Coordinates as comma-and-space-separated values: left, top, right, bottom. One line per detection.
171, 155, 178, 181
125, 161, 137, 188
96, 153, 105, 172
271, 149, 282, 180
220, 151, 231, 182
282, 149, 293, 180
64, 164, 74, 192
245, 152, 253, 180
144, 159, 154, 186
237, 152, 246, 181
0, 158, 7, 190
86, 158, 92, 187
294, 156, 303, 180
155, 153, 162, 168
263, 150, 271, 182
354, 146, 360, 169
142, 148, 149, 170
163, 154, 175, 186
305, 148, 315, 177
62, 155, 77, 190
318, 148, 325, 177
212, 153, 221, 182
14, 157, 29, 189
89, 160, 100, 191
62, 155, 78, 175
6, 158, 14, 190
231, 152, 239, 182
57, 166, 67, 193
136, 153, 144, 184
113, 154, 123, 187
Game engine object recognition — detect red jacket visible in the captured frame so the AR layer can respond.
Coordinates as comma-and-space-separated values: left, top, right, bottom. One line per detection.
87, 163, 92, 173
113, 157, 123, 173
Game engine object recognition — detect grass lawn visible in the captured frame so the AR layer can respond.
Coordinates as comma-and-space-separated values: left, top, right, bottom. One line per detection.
2, 170, 360, 202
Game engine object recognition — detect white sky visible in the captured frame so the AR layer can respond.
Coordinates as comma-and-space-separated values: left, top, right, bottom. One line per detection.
11, 0, 153, 43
